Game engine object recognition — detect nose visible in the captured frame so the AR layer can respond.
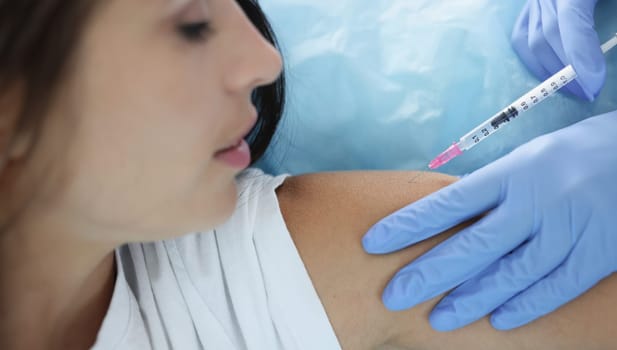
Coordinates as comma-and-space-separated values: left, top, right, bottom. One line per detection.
224, 7, 283, 93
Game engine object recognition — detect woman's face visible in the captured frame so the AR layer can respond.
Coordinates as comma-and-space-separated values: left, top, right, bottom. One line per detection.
11, 0, 282, 241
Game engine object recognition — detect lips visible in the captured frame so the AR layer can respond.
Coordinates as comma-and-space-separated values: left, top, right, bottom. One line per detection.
215, 114, 258, 154
215, 139, 243, 155
213, 139, 251, 169
213, 115, 257, 169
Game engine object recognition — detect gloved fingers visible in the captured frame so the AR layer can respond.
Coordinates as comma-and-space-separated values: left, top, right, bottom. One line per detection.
529, 0, 566, 76
490, 231, 614, 330
556, 0, 605, 100
512, 1, 551, 80
428, 211, 573, 331
512, 0, 604, 100
539, 0, 569, 61
381, 205, 530, 311
362, 170, 503, 254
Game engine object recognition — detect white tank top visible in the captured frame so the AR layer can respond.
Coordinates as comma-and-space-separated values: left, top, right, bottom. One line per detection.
91, 169, 341, 350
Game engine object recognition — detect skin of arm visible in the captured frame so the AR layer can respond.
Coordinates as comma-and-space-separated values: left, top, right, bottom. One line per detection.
275, 171, 617, 350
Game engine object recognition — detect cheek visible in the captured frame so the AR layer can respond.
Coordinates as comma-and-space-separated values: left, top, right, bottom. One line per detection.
72, 43, 229, 182
76, 29, 228, 170
59, 145, 240, 241
54, 66, 237, 239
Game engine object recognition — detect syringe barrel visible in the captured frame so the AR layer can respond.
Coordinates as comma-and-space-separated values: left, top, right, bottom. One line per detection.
601, 33, 617, 53
512, 65, 577, 112
458, 64, 577, 151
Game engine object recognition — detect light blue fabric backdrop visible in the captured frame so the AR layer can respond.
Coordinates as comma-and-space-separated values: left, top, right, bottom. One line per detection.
257, 0, 617, 175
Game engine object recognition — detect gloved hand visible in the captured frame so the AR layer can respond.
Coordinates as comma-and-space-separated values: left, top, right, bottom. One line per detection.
511, 0, 605, 101
362, 110, 617, 331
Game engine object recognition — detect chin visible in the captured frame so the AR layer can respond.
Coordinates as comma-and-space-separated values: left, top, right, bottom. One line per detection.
146, 179, 239, 242
194, 176, 239, 232
214, 179, 239, 224
163, 170, 239, 238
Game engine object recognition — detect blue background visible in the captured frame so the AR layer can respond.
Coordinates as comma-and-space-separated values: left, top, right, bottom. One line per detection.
257, 0, 617, 175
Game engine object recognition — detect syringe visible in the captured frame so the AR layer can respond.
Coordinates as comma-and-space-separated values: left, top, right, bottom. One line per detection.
429, 32, 617, 170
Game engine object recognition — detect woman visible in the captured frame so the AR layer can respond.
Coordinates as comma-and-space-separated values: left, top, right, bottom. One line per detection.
0, 0, 615, 349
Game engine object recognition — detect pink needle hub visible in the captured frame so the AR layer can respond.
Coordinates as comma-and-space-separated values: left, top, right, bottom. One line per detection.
429, 142, 463, 169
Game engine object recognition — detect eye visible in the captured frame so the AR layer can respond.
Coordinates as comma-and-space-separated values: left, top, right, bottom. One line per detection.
177, 21, 212, 42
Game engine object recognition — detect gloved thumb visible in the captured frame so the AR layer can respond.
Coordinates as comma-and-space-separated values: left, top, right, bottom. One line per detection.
559, 0, 605, 101
362, 169, 503, 254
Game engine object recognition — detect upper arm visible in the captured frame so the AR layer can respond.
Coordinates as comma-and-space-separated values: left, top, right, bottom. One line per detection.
276, 171, 617, 350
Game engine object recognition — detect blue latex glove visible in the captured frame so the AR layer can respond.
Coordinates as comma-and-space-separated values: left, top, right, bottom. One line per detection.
511, 0, 606, 101
362, 110, 617, 331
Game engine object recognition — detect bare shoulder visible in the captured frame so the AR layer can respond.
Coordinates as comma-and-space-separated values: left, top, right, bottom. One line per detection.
275, 171, 458, 349
276, 171, 456, 220
276, 171, 617, 350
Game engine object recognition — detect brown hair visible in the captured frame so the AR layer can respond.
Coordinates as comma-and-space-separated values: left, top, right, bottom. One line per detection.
0, 1, 99, 149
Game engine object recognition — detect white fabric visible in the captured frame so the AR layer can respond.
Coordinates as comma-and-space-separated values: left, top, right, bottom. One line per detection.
92, 169, 341, 350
